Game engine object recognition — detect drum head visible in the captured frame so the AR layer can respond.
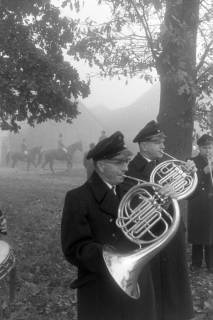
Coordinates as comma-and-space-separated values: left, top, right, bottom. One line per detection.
0, 240, 10, 264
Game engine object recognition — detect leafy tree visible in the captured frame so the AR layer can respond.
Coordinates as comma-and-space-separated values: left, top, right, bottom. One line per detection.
0, 0, 90, 132
66, 0, 213, 158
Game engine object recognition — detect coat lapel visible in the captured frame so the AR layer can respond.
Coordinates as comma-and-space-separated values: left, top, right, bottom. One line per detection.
87, 172, 119, 217
130, 153, 160, 180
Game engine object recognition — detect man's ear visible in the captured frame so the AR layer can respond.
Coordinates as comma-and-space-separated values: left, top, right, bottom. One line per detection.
139, 142, 146, 151
96, 161, 105, 173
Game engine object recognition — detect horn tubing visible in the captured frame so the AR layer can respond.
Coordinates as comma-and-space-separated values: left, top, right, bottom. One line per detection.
150, 156, 198, 200
123, 174, 146, 184
103, 187, 180, 299
161, 151, 178, 161
161, 151, 195, 174
102, 179, 180, 299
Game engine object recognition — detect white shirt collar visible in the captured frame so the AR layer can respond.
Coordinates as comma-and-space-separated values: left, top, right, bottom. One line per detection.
103, 179, 114, 190
97, 172, 116, 190
141, 154, 152, 162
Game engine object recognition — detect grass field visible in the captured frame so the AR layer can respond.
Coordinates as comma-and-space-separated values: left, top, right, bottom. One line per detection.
0, 165, 212, 319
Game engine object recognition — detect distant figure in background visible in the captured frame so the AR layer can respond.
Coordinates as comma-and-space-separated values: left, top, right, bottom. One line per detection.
57, 133, 68, 154
98, 130, 107, 142
83, 142, 95, 179
21, 138, 28, 156
188, 134, 213, 273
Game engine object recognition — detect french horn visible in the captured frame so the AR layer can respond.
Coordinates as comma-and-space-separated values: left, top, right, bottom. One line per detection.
150, 151, 198, 200
103, 175, 180, 299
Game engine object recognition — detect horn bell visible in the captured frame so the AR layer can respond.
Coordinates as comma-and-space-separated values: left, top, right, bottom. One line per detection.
103, 182, 180, 299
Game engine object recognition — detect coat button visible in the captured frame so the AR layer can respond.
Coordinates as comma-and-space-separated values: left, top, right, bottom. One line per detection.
112, 233, 116, 238
109, 218, 113, 223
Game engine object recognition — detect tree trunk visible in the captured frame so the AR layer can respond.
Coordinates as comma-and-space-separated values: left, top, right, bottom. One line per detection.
157, 0, 200, 160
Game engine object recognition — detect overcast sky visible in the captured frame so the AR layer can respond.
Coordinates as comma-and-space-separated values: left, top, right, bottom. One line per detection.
52, 0, 153, 110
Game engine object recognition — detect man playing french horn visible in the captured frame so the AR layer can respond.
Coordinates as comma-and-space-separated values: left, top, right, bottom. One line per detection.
61, 131, 159, 320
123, 120, 196, 320
188, 134, 213, 273
61, 125, 197, 320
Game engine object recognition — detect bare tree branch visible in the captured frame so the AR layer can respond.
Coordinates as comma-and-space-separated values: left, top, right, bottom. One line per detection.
197, 39, 213, 73
128, 0, 159, 64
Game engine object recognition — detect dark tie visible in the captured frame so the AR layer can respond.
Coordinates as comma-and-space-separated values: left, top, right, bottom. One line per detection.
150, 160, 157, 167
108, 186, 119, 213
146, 160, 157, 178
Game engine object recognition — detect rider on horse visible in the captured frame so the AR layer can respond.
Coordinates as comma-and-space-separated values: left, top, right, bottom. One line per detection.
21, 138, 28, 157
57, 133, 68, 154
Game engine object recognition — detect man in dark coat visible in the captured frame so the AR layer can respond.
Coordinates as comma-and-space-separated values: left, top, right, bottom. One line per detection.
188, 133, 213, 273
61, 131, 157, 320
123, 120, 195, 320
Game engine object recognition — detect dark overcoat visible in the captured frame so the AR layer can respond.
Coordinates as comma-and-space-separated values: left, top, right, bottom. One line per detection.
61, 171, 157, 320
124, 153, 194, 320
188, 154, 213, 244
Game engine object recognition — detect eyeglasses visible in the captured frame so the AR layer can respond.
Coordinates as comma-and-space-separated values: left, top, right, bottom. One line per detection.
103, 159, 130, 166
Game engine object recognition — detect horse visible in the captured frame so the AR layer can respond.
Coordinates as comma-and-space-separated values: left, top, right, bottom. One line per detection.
38, 141, 83, 173
6, 146, 43, 170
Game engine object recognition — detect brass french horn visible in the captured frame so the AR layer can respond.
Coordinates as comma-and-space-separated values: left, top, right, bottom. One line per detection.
103, 151, 198, 299
150, 151, 198, 200
103, 175, 180, 299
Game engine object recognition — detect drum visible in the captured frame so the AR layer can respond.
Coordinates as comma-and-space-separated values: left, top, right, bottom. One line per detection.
0, 240, 15, 280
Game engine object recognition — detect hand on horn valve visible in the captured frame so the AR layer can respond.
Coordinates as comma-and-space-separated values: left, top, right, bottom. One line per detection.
185, 159, 197, 173
158, 184, 177, 199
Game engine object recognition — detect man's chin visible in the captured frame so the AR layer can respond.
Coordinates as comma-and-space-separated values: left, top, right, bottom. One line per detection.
158, 154, 164, 159
116, 176, 124, 184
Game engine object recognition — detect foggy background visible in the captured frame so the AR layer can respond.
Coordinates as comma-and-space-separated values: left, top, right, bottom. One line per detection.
0, 83, 160, 166
0, 0, 161, 167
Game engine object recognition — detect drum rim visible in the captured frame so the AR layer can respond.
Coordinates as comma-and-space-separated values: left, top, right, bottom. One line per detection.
0, 241, 15, 280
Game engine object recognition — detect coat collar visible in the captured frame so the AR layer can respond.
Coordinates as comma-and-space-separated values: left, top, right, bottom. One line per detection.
86, 171, 120, 217
131, 152, 148, 171
132, 152, 159, 167
197, 153, 209, 165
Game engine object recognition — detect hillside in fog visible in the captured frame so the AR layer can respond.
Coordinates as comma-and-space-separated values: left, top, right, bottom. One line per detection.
90, 82, 160, 150
5, 103, 104, 151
